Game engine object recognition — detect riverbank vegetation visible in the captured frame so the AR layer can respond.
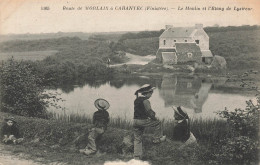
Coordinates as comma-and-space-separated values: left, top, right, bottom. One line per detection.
0, 38, 120, 86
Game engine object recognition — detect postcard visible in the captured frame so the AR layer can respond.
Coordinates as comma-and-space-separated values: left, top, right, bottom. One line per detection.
0, 0, 259, 165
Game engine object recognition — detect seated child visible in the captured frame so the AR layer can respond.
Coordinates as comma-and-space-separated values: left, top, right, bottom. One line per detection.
79, 98, 110, 155
1, 117, 23, 144
172, 106, 196, 146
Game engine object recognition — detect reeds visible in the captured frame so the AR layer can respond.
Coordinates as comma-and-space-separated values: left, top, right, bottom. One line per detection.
48, 112, 230, 143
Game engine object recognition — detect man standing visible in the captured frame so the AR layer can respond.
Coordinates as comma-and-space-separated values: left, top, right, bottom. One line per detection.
133, 84, 166, 160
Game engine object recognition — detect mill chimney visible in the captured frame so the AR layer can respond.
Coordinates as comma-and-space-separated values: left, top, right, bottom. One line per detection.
165, 25, 173, 30
195, 24, 203, 29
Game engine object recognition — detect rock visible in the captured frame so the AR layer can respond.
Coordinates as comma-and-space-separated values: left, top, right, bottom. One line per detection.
121, 134, 134, 155
139, 76, 150, 79
50, 144, 60, 149
163, 64, 174, 69
68, 146, 78, 152
187, 66, 195, 72
59, 138, 70, 145
72, 133, 88, 148
49, 161, 67, 165
210, 55, 227, 70
31, 138, 40, 143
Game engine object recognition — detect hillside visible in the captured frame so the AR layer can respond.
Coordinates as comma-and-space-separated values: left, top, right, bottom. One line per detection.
208, 29, 260, 71
0, 25, 259, 74
121, 37, 159, 55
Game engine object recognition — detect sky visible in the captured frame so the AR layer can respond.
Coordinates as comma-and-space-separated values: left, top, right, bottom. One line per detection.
0, 0, 260, 34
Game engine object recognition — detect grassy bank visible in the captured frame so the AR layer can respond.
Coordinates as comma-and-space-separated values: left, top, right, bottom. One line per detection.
51, 112, 231, 143
0, 111, 243, 165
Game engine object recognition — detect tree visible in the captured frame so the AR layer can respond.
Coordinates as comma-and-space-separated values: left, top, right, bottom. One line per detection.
0, 58, 59, 118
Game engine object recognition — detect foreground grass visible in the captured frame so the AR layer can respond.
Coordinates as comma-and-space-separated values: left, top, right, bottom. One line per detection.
51, 112, 231, 143
0, 112, 257, 165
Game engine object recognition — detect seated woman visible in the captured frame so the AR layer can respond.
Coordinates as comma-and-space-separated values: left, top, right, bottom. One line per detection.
172, 106, 196, 146
1, 117, 23, 144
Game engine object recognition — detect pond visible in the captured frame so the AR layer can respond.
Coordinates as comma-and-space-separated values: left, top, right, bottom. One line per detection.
48, 74, 255, 121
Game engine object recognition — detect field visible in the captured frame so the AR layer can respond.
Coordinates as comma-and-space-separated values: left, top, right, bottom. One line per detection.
0, 50, 58, 61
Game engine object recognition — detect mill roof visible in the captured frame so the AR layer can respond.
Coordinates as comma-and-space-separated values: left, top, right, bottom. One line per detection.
201, 50, 213, 57
156, 48, 176, 55
160, 27, 196, 38
175, 43, 201, 53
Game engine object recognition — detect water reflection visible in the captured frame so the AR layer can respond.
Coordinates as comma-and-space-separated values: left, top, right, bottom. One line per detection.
159, 75, 212, 113
110, 79, 126, 89
49, 74, 254, 120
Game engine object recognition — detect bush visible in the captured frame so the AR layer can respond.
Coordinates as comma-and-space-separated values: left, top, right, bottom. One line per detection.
217, 99, 259, 138
215, 136, 259, 164
214, 79, 260, 164
0, 58, 58, 118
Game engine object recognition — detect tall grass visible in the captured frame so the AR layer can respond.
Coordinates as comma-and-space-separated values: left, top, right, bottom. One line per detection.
191, 118, 231, 142
49, 112, 230, 143
48, 112, 92, 124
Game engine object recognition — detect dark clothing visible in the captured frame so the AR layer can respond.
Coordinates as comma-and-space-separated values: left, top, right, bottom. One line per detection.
134, 97, 156, 120
1, 124, 20, 138
173, 119, 190, 142
93, 110, 109, 130
133, 96, 163, 158
134, 97, 148, 119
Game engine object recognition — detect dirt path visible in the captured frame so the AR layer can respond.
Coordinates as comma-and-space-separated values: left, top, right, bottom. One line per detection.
0, 144, 42, 165
111, 53, 155, 67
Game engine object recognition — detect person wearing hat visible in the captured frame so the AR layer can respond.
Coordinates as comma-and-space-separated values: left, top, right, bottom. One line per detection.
1, 117, 23, 144
133, 84, 166, 160
172, 106, 196, 146
80, 98, 110, 156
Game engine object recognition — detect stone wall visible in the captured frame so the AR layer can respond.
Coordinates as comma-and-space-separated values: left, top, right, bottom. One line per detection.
177, 52, 202, 64
193, 30, 209, 50
159, 37, 194, 48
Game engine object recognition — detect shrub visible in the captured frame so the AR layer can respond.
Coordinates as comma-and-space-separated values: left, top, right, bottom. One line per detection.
217, 100, 259, 138
214, 74, 260, 164
215, 136, 259, 164
0, 58, 59, 118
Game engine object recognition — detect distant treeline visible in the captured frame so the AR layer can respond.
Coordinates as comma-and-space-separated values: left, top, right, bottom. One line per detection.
204, 25, 260, 33
0, 32, 92, 43
88, 32, 126, 42
0, 37, 82, 52
116, 25, 260, 41
118, 30, 165, 41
